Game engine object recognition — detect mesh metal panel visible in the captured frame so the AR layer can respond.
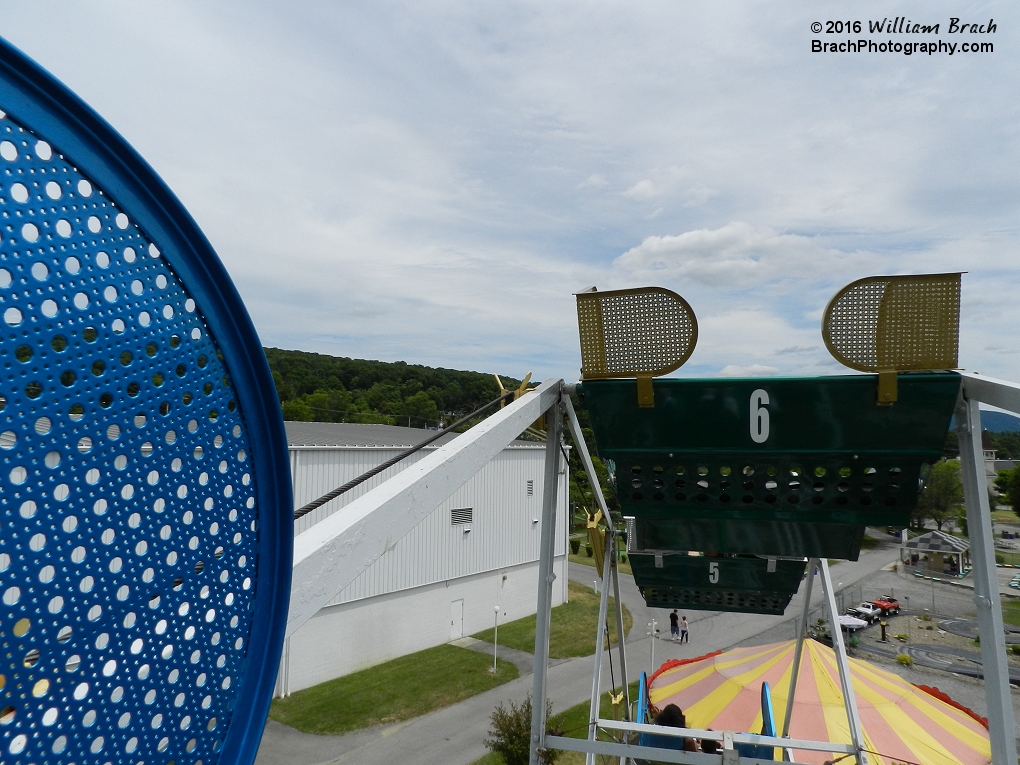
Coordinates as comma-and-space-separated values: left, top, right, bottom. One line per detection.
0, 109, 257, 765
639, 586, 794, 615
823, 273, 961, 372
0, 40, 290, 765
576, 287, 697, 378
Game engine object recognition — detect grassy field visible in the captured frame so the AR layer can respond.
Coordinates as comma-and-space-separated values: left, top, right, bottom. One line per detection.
569, 551, 633, 577
269, 644, 517, 734
473, 580, 632, 658
474, 681, 642, 765
998, 549, 1020, 566
991, 508, 1018, 524
1004, 598, 1020, 627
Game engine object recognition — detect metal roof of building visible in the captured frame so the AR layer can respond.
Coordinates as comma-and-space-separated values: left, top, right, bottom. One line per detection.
283, 421, 541, 448
901, 529, 970, 553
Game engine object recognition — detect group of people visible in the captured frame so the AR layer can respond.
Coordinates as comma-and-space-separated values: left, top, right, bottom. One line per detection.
668, 609, 688, 643
639, 703, 719, 758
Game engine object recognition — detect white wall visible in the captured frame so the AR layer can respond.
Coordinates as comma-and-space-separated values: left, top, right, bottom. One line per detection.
276, 556, 568, 694
277, 434, 570, 695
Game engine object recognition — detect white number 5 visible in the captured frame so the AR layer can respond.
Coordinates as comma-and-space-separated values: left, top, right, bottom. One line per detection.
708, 561, 719, 584
750, 389, 769, 444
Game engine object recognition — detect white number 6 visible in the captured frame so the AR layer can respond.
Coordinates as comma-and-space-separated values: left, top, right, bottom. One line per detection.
750, 389, 769, 444
708, 561, 719, 584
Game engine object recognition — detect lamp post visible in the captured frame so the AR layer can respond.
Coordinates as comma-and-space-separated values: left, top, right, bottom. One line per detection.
647, 619, 657, 669
492, 605, 500, 674
904, 595, 910, 643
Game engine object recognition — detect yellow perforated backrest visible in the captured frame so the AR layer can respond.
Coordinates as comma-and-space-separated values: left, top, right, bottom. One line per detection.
576, 287, 698, 379
822, 273, 962, 373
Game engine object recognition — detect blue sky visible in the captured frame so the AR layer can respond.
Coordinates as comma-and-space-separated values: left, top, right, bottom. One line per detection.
4, 1, 1018, 383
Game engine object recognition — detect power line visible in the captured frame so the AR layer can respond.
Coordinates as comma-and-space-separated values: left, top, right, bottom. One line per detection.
293, 390, 515, 520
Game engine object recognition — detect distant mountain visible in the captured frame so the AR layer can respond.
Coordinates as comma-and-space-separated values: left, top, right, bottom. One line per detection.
982, 410, 1020, 433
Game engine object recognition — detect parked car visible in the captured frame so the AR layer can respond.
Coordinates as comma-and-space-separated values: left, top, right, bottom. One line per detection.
847, 602, 882, 624
871, 596, 900, 616
838, 614, 868, 633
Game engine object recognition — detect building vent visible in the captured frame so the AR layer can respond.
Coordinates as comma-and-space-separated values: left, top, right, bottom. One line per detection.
451, 508, 473, 525
526, 480, 534, 496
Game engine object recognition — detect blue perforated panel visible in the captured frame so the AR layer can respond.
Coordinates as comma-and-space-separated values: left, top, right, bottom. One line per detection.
0, 38, 291, 765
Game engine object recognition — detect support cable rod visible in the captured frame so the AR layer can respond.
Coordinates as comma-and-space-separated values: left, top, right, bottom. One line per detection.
563, 395, 632, 714
293, 390, 514, 520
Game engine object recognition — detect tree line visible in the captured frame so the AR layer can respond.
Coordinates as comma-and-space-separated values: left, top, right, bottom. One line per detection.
264, 348, 614, 529
914, 451, 1020, 534
265, 347, 525, 428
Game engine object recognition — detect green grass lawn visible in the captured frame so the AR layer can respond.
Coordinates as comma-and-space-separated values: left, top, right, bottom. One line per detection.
269, 644, 518, 734
991, 509, 1018, 524
1004, 599, 1020, 627
473, 580, 632, 659
569, 551, 633, 577
997, 549, 1020, 566
474, 681, 641, 765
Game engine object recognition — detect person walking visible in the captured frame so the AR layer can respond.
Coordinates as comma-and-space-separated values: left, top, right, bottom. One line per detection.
669, 610, 680, 642
679, 615, 689, 644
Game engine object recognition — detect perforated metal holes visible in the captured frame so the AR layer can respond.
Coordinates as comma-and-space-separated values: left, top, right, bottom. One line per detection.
576, 287, 697, 379
1, 111, 257, 763
823, 273, 962, 372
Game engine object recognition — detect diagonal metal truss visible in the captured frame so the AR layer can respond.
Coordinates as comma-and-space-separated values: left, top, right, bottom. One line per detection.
281, 372, 1017, 765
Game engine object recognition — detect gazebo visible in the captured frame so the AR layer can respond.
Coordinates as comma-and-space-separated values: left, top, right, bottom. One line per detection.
902, 529, 971, 576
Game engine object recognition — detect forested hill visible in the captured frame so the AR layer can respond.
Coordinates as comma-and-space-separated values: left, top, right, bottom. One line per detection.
264, 347, 524, 429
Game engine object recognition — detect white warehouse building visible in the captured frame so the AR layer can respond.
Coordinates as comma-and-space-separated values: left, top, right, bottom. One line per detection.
275, 422, 570, 696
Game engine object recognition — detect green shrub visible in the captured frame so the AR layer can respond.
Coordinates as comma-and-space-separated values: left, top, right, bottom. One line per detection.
569, 539, 580, 555
895, 634, 909, 642
920, 612, 932, 622
1010, 644, 1020, 655
925, 625, 934, 631
485, 695, 560, 765
896, 654, 913, 666
584, 544, 593, 558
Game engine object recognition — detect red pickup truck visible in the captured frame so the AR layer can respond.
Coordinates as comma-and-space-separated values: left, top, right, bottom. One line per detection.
871, 596, 900, 615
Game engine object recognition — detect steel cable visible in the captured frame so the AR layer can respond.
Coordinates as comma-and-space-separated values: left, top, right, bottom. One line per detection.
293, 390, 515, 520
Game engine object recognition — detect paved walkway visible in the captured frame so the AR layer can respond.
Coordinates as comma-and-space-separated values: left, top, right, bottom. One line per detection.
253, 537, 913, 765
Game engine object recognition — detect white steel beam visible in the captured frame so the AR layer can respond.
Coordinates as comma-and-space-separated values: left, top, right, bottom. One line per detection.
961, 372, 1020, 415
781, 562, 814, 744
585, 538, 616, 765
530, 399, 564, 764
287, 378, 563, 637
593, 720, 856, 755
564, 395, 631, 719
956, 395, 1018, 765
817, 560, 867, 765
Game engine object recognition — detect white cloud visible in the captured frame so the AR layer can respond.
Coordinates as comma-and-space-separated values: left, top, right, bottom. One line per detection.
613, 222, 853, 289
2, 2, 1017, 385
622, 179, 656, 200
773, 345, 817, 355
579, 173, 608, 189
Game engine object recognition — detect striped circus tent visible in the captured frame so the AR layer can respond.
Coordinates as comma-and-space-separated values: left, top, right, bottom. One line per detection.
647, 640, 990, 765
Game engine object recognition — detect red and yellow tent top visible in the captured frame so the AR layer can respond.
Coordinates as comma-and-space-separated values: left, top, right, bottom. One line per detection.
647, 640, 990, 765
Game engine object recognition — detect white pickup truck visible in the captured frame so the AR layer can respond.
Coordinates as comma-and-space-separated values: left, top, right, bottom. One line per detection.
846, 602, 882, 624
